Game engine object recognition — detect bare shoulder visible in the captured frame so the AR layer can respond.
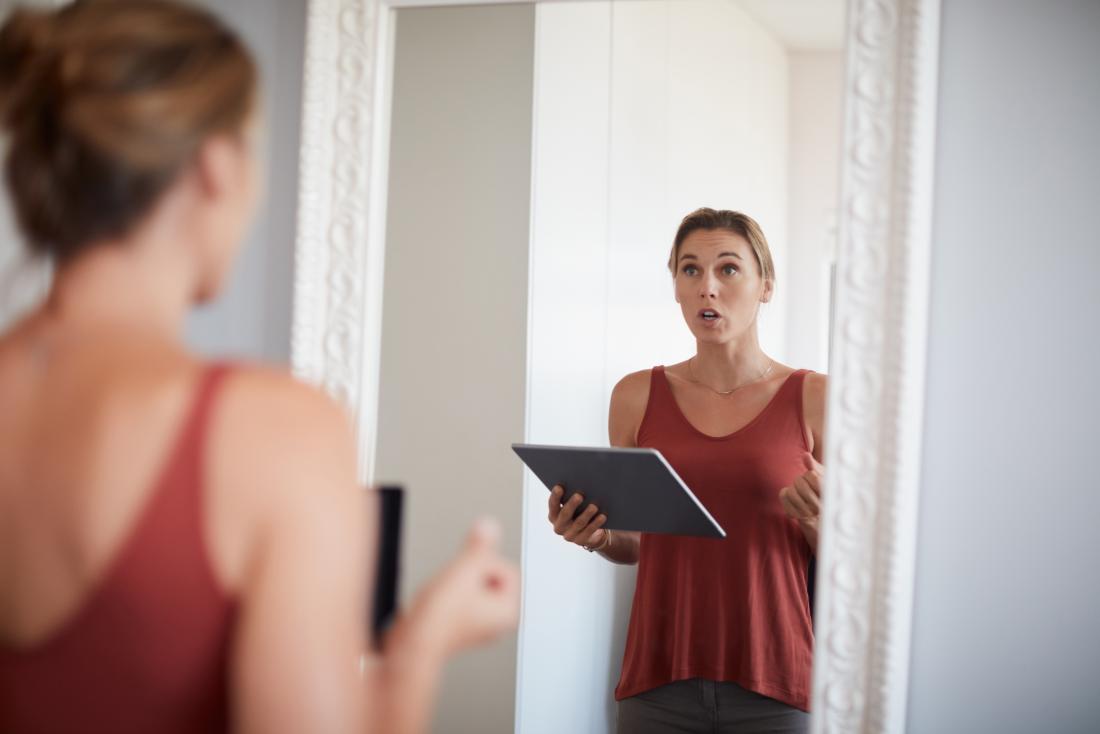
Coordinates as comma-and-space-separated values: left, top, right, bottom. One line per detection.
609, 369, 653, 447
610, 369, 652, 416
212, 364, 357, 487
803, 371, 828, 414
204, 365, 362, 589
217, 365, 352, 432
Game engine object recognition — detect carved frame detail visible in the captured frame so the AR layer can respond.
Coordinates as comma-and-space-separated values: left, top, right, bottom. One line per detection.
811, 0, 940, 732
291, 0, 387, 479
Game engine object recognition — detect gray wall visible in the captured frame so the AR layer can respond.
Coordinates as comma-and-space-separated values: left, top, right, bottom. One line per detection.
374, 5, 535, 733
0, 0, 304, 362
185, 0, 305, 362
907, 1, 1100, 732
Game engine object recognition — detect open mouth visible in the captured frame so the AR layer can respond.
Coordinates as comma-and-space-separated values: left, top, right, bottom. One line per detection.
699, 309, 721, 322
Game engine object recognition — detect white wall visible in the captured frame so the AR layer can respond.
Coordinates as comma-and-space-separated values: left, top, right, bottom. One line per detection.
786, 51, 843, 374
907, 1, 1100, 732
517, 9, 624, 733
516, 3, 789, 732
0, 0, 305, 362
373, 5, 535, 733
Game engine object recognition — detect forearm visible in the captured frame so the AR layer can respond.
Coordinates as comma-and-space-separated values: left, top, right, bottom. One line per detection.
597, 530, 641, 565
369, 621, 447, 734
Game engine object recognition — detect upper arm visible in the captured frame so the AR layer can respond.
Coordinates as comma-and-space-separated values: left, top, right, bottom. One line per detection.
608, 370, 651, 448
802, 372, 828, 463
211, 370, 370, 734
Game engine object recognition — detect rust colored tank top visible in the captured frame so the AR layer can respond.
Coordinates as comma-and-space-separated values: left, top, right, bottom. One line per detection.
615, 366, 815, 711
0, 365, 237, 733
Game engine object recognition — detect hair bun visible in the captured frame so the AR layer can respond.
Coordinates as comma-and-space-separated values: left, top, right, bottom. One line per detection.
0, 7, 60, 131
2, 0, 258, 261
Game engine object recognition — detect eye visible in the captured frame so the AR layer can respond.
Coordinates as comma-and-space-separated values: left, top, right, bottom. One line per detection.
682, 265, 699, 276
721, 264, 739, 276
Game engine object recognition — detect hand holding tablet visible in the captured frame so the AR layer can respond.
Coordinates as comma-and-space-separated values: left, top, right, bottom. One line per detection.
512, 444, 725, 538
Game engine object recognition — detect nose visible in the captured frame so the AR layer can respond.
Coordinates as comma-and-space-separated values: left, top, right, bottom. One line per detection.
699, 272, 718, 299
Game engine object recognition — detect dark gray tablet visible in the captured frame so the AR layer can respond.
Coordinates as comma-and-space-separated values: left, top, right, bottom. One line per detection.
512, 444, 725, 538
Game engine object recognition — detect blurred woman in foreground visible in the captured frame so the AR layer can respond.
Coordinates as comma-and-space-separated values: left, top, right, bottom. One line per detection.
0, 2, 518, 732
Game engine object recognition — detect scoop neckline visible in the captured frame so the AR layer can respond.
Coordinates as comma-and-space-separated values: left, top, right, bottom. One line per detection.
658, 366, 802, 441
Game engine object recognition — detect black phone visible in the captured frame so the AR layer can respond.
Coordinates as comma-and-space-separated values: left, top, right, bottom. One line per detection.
371, 485, 404, 647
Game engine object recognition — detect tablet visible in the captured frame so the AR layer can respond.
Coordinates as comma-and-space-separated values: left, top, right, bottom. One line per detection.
512, 444, 725, 538
371, 485, 403, 646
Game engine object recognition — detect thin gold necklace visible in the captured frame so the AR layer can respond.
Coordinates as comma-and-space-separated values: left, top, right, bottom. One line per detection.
687, 356, 774, 397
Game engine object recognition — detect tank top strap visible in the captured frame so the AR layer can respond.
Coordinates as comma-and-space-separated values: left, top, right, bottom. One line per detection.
134, 362, 236, 564
636, 366, 672, 445
776, 368, 813, 449
162, 362, 234, 494
646, 365, 679, 415
649, 365, 672, 400
182, 363, 234, 451
786, 368, 811, 400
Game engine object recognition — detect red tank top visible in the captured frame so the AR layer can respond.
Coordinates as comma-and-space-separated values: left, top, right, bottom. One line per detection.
615, 366, 815, 710
0, 365, 237, 733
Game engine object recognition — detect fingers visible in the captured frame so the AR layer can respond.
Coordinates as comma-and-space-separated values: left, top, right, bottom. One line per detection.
552, 491, 586, 535
577, 518, 607, 547
482, 554, 519, 597
780, 485, 809, 520
465, 516, 501, 554
798, 469, 822, 498
567, 515, 602, 548
562, 503, 600, 543
425, 540, 521, 654
793, 476, 821, 516
780, 475, 822, 521
548, 485, 564, 523
547, 487, 607, 547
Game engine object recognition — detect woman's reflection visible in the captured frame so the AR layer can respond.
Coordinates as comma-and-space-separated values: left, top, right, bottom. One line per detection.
547, 208, 826, 734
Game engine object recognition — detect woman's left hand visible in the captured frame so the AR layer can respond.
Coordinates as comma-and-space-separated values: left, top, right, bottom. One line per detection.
779, 452, 823, 525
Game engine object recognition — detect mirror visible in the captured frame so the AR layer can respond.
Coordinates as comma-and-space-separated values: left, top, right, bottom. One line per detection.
292, 0, 946, 730
369, 1, 845, 731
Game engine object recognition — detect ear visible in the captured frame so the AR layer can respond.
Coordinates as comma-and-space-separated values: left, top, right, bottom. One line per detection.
193, 135, 238, 202
761, 279, 775, 304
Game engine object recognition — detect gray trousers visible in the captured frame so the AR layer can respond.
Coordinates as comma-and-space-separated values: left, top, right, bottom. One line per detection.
617, 678, 809, 734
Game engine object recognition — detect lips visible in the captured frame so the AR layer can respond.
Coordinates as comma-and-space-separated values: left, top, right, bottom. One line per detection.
698, 308, 721, 322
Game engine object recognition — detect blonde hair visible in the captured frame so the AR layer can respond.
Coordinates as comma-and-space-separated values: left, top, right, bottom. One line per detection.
667, 208, 775, 283
0, 0, 258, 261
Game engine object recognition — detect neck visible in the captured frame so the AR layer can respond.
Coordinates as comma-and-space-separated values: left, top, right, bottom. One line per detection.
43, 230, 196, 340
693, 328, 770, 389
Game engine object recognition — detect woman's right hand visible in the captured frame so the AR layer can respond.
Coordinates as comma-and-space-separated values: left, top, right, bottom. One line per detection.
548, 485, 607, 550
390, 518, 519, 659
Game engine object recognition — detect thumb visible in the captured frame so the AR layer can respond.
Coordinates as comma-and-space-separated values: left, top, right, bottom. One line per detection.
465, 516, 501, 555
803, 451, 823, 473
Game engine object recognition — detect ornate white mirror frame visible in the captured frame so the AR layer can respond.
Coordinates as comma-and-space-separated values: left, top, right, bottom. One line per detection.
288, 0, 943, 731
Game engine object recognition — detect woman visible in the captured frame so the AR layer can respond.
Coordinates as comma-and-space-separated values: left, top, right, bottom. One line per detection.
548, 209, 826, 733
0, 2, 517, 733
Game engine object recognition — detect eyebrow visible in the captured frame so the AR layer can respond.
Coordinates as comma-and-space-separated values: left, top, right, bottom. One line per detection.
678, 252, 743, 262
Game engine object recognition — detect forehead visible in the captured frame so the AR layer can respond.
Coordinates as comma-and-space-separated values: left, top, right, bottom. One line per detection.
678, 228, 751, 258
